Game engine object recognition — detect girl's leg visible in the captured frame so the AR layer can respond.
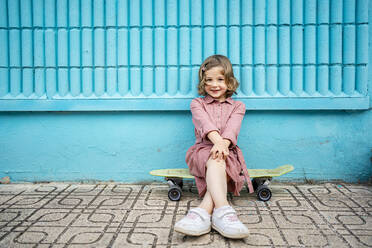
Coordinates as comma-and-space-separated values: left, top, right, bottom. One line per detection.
205, 158, 229, 208
198, 160, 232, 214
198, 191, 214, 214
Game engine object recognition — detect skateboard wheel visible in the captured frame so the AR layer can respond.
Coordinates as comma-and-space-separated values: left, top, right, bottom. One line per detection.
168, 186, 182, 201
256, 185, 272, 202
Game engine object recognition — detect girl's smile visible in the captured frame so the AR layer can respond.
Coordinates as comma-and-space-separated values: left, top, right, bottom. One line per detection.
204, 66, 228, 102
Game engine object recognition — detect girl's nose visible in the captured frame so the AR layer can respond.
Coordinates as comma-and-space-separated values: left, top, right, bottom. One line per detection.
209, 80, 219, 86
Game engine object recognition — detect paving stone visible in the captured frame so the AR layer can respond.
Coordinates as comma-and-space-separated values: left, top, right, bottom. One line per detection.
0, 182, 371, 247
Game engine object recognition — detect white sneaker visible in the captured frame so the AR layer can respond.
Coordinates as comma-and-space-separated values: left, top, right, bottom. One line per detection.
212, 205, 249, 239
174, 207, 211, 236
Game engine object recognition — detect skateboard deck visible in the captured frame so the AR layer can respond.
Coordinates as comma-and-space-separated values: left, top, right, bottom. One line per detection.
150, 165, 294, 202
150, 164, 294, 179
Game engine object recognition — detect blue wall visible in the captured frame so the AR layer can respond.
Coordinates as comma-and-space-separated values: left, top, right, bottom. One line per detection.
0, 0, 369, 110
0, 0, 371, 183
1, 109, 371, 183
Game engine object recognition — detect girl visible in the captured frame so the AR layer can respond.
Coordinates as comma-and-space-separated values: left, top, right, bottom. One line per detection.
174, 55, 254, 239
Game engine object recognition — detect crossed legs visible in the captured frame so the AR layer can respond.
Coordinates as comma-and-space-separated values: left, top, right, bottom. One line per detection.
198, 157, 230, 214
175, 157, 250, 238
175, 156, 250, 238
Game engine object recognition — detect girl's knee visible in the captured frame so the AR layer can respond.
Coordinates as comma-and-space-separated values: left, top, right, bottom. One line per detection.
206, 158, 226, 170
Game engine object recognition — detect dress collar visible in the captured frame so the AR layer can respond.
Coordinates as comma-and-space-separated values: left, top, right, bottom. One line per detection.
204, 95, 233, 104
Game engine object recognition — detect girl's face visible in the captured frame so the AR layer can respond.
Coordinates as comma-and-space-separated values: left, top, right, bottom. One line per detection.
204, 66, 228, 102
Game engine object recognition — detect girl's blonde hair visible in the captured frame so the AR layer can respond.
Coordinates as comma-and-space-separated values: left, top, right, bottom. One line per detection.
198, 54, 239, 98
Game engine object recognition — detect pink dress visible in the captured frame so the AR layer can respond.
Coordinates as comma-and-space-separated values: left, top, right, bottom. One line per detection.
186, 95, 254, 197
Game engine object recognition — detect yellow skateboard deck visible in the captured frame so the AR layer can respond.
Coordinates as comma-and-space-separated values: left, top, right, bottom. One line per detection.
150, 165, 294, 202
150, 164, 294, 179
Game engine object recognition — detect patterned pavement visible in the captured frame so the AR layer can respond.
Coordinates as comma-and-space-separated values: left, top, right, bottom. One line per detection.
0, 182, 371, 247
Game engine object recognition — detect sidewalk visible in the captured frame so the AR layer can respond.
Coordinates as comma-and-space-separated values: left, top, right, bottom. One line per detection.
0, 182, 371, 247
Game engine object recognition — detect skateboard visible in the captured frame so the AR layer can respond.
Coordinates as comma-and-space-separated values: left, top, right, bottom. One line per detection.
150, 164, 294, 202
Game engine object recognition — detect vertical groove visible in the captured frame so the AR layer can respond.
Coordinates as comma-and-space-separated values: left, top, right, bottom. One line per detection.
201, 0, 204, 60
276, 0, 279, 95
19, 0, 24, 94
239, 0, 242, 93
140, 0, 142, 94
302, 0, 304, 94
315, 0, 318, 94
264, 0, 267, 94
43, 0, 47, 97
91, 0, 96, 94
55, 0, 58, 94
214, 0, 216, 54
92, 0, 95, 93
289, 0, 292, 93
67, 0, 70, 94
31, 0, 35, 94
189, 0, 192, 94
80, 0, 83, 96
354, 0, 357, 92
164, 0, 167, 93
252, 0, 256, 94
127, 0, 131, 94
115, 0, 119, 94
6, 0, 10, 95
328, 0, 330, 92
177, 0, 180, 94
152, 0, 155, 95
104, 0, 107, 93
315, 0, 318, 93
226, 0, 229, 58
127, 0, 132, 94
341, 0, 344, 93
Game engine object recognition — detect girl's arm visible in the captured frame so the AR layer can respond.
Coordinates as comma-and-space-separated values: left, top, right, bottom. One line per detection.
190, 99, 219, 140
221, 102, 246, 147
207, 131, 231, 148
207, 131, 231, 161
190, 99, 231, 161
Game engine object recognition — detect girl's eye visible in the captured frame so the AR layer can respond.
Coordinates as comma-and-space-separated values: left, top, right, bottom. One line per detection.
218, 78, 224, 81
206, 78, 212, 81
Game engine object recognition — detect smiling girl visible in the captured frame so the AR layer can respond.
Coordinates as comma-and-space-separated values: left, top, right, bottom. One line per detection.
174, 55, 254, 239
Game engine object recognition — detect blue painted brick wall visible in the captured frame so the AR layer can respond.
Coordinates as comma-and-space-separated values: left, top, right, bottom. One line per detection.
0, 0, 371, 183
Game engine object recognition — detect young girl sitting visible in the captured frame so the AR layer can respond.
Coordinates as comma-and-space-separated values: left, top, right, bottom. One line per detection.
174, 55, 254, 239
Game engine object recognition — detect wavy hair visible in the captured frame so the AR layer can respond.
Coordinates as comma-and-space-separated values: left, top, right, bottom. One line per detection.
197, 55, 239, 98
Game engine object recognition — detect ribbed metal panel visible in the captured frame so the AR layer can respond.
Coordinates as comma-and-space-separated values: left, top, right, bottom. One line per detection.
0, 0, 369, 110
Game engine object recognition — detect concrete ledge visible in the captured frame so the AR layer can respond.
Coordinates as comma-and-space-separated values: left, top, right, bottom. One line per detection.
0, 96, 370, 111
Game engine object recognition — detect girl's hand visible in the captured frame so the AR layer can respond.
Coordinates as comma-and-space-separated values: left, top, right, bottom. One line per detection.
210, 141, 229, 161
